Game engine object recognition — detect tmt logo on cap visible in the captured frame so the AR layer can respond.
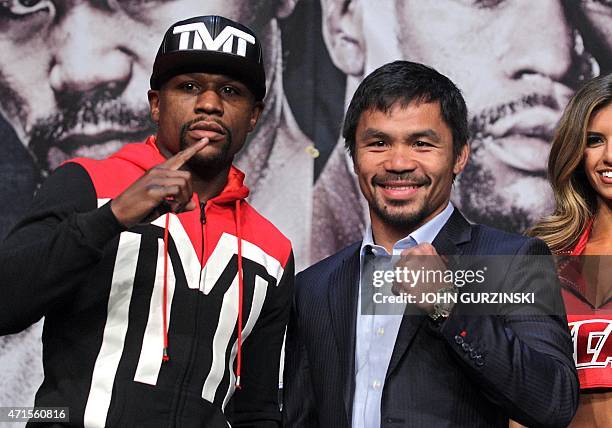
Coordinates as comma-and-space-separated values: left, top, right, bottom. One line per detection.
151, 15, 266, 100
173, 23, 256, 58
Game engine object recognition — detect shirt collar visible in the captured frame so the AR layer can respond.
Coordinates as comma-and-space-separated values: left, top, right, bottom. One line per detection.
360, 202, 454, 257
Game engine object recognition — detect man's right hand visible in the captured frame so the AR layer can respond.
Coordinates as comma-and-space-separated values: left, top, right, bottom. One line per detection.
110, 139, 208, 228
392, 243, 449, 314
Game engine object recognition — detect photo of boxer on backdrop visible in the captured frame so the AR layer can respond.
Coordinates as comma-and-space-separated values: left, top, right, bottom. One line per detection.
313, 0, 612, 262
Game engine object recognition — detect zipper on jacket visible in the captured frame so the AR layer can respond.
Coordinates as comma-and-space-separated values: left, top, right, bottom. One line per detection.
174, 202, 206, 424
200, 203, 206, 224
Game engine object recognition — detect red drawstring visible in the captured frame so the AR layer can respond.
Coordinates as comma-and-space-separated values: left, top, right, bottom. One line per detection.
162, 214, 170, 362
235, 200, 244, 389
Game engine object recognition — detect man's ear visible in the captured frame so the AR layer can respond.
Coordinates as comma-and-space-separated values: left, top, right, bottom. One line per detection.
148, 90, 160, 124
276, 0, 298, 19
248, 101, 265, 132
453, 143, 471, 176
321, 0, 364, 76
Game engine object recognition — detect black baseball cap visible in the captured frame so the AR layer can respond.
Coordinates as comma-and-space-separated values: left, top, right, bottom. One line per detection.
150, 15, 266, 100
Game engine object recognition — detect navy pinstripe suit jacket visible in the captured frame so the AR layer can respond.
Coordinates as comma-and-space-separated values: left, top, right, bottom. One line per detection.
283, 209, 579, 428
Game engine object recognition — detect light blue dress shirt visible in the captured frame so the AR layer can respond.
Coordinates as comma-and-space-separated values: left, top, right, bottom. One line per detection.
352, 202, 454, 428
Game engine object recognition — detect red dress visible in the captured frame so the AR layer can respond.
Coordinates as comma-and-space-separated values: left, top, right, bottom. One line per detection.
558, 221, 612, 390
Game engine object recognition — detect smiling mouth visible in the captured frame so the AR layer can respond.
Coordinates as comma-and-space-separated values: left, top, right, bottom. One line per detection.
380, 184, 421, 190
600, 171, 612, 178
376, 181, 425, 199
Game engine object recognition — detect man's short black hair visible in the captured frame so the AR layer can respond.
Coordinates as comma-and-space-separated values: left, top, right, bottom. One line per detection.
343, 60, 469, 159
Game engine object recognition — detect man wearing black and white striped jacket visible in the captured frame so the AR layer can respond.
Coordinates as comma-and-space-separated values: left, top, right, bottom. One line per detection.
0, 15, 293, 428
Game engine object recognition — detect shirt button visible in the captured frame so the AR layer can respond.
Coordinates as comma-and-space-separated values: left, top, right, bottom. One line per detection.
372, 380, 382, 390
376, 327, 385, 336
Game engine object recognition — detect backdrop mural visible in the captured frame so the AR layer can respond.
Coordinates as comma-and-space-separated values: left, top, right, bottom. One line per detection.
0, 0, 610, 420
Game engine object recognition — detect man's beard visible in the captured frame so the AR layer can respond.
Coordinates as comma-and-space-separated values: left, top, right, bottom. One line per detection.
179, 117, 233, 180
28, 90, 153, 173
370, 172, 432, 230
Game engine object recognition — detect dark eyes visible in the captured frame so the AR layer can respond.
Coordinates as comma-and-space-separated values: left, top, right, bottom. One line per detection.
586, 134, 605, 147
178, 82, 240, 96
369, 141, 387, 148
220, 86, 240, 96
179, 82, 199, 92
366, 140, 433, 148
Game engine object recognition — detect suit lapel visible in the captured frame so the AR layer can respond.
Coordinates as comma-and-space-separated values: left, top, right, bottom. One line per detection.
385, 209, 472, 380
432, 209, 472, 256
328, 247, 360, 425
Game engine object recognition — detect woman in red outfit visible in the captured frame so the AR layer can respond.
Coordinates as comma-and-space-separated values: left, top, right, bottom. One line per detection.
529, 73, 612, 427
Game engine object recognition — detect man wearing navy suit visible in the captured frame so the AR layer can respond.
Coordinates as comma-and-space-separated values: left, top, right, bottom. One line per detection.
283, 61, 579, 427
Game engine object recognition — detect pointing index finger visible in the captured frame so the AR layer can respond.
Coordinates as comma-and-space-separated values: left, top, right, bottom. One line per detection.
162, 139, 208, 170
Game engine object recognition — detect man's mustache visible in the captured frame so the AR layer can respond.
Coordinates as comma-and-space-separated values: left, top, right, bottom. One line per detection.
29, 98, 152, 144
28, 91, 153, 170
180, 116, 232, 143
373, 172, 431, 187
468, 93, 560, 139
